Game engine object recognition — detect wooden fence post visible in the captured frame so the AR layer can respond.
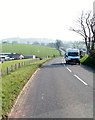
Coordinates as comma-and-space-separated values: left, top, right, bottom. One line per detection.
6, 67, 9, 75
18, 63, 20, 68
11, 65, 13, 72
15, 64, 17, 70
21, 62, 23, 67
24, 62, 25, 66
0, 70, 2, 76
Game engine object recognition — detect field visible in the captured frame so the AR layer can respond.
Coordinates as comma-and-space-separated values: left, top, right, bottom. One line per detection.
1, 44, 60, 58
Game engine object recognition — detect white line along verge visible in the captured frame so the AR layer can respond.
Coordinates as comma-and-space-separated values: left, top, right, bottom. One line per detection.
74, 74, 88, 86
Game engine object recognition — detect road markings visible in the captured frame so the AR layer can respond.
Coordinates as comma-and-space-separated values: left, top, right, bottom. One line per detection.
41, 93, 45, 100
74, 74, 88, 86
64, 64, 72, 72
66, 67, 72, 73
41, 96, 44, 100
64, 65, 88, 86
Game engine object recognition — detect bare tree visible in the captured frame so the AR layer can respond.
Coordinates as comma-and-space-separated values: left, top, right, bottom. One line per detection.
72, 41, 85, 49
70, 11, 94, 54
55, 40, 63, 56
90, 15, 95, 50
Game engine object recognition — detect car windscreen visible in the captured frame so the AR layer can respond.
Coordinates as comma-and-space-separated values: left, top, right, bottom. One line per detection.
68, 52, 79, 56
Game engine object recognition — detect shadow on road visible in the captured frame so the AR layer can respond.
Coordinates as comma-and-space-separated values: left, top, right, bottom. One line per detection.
41, 63, 65, 69
65, 63, 95, 73
81, 64, 95, 72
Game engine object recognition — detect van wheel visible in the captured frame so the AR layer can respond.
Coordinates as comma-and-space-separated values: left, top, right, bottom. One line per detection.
66, 61, 68, 64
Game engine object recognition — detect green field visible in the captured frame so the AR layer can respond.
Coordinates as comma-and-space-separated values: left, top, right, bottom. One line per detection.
1, 44, 60, 58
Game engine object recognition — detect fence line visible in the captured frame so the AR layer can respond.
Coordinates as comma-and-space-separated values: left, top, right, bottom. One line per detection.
1, 58, 40, 76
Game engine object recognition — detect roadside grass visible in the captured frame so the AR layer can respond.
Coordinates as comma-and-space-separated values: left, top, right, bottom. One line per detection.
2, 58, 50, 118
80, 54, 88, 63
80, 54, 95, 68
1, 44, 60, 58
1, 58, 36, 70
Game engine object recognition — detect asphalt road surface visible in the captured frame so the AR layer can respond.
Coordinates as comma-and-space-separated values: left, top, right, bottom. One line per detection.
9, 57, 93, 118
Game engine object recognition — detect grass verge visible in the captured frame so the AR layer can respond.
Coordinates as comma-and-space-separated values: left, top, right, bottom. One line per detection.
80, 54, 95, 68
2, 58, 50, 119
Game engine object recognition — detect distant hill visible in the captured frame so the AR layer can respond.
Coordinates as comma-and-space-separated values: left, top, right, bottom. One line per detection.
1, 44, 60, 58
1, 37, 56, 44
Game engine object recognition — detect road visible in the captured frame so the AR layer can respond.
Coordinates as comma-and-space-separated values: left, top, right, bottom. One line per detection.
9, 57, 93, 118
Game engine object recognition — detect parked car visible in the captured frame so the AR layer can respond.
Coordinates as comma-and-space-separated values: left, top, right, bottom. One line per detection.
0, 55, 10, 62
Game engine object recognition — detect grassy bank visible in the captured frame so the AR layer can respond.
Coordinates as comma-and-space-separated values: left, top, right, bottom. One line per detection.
80, 54, 95, 68
2, 58, 50, 118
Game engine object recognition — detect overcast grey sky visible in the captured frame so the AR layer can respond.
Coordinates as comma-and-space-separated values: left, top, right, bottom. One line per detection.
0, 0, 94, 42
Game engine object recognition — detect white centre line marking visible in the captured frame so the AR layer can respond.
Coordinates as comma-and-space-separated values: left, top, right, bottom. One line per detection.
74, 74, 88, 86
66, 67, 72, 72
41, 93, 45, 100
41, 96, 44, 100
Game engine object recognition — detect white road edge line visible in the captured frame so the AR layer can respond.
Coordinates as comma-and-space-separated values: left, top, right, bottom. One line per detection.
74, 74, 88, 86
66, 67, 72, 72
9, 68, 40, 116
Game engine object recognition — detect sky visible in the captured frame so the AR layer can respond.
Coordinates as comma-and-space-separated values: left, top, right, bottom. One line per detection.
0, 0, 94, 42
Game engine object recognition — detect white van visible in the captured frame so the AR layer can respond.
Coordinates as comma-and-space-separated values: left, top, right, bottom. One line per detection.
65, 48, 80, 64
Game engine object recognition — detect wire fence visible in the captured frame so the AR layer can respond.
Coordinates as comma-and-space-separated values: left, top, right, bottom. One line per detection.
0, 58, 40, 76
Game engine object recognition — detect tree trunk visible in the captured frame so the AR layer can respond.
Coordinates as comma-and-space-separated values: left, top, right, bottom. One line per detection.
91, 33, 95, 50
87, 46, 90, 54
84, 37, 89, 53
59, 50, 61, 56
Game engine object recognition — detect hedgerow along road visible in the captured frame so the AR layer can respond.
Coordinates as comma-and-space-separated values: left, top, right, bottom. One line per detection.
9, 57, 93, 118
